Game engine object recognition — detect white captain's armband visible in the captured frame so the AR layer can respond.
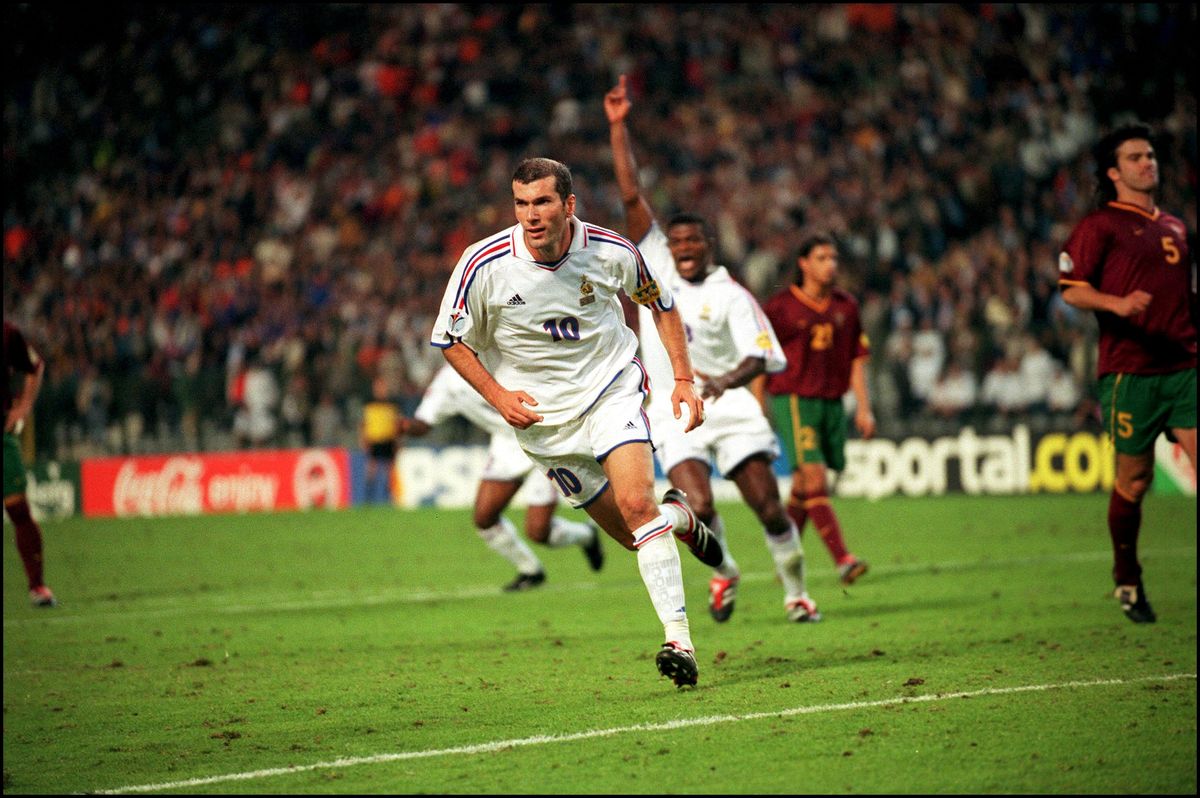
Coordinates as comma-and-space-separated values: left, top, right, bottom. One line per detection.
1058, 252, 1073, 274
630, 279, 662, 306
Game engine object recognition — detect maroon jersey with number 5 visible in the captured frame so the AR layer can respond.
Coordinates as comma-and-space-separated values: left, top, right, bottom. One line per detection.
1059, 201, 1196, 376
763, 286, 869, 399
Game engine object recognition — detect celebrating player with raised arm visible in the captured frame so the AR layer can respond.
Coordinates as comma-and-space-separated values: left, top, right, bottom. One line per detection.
431, 157, 724, 688
1059, 122, 1196, 623
605, 74, 821, 625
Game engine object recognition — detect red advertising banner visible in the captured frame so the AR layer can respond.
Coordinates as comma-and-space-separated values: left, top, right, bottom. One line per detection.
82, 449, 350, 518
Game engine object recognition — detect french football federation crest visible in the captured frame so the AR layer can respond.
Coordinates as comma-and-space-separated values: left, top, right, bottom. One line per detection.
699, 303, 712, 321
579, 274, 595, 306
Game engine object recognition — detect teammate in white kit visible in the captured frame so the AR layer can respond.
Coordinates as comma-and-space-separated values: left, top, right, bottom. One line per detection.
400, 363, 604, 591
605, 74, 820, 624
431, 156, 724, 688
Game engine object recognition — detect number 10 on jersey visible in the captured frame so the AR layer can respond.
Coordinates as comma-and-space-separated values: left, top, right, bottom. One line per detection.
543, 316, 581, 341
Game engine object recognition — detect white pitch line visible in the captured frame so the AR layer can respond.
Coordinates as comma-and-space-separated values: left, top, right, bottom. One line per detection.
96, 672, 1197, 794
4, 545, 1196, 626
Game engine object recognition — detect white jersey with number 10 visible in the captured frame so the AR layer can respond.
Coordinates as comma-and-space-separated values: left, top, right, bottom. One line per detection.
431, 218, 673, 426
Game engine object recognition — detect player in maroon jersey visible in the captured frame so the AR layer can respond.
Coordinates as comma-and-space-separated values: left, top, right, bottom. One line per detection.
1059, 122, 1196, 623
763, 234, 875, 585
3, 321, 55, 607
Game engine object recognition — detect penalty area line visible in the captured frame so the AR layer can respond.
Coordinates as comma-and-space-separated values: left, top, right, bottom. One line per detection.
96, 672, 1196, 794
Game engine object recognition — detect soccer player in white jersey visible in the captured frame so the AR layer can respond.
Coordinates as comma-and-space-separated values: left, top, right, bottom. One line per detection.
399, 363, 605, 592
606, 74, 820, 624
431, 157, 724, 688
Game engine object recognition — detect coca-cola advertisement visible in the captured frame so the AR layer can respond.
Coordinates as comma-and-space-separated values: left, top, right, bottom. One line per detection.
82, 449, 351, 518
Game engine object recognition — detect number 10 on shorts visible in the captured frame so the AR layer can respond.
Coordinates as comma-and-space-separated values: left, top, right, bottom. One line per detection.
546, 467, 582, 496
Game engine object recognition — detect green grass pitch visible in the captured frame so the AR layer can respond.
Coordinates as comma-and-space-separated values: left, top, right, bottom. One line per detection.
3, 494, 1195, 794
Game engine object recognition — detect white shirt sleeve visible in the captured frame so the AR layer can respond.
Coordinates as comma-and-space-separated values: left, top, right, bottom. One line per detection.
430, 235, 505, 352
725, 283, 787, 374
617, 228, 674, 312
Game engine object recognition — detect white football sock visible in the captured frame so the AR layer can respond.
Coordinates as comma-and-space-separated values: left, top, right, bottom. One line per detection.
765, 520, 809, 603
477, 517, 543, 576
634, 517, 693, 651
708, 512, 740, 579
657, 500, 690, 535
546, 516, 593, 548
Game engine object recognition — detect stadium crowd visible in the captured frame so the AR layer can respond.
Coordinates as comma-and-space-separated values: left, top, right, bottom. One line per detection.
4, 4, 1196, 460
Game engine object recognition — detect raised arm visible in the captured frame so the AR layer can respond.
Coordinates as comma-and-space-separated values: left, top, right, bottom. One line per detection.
605, 74, 655, 244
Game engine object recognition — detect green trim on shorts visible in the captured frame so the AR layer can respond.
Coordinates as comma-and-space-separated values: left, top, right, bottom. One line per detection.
1099, 369, 1197, 455
3, 432, 29, 499
769, 395, 847, 472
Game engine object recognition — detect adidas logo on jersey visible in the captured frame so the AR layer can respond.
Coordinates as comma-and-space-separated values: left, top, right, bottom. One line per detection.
507, 294, 526, 306
624, 420, 637, 430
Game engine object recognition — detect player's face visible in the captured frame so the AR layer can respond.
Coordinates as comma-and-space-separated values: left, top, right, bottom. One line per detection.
1109, 139, 1158, 195
666, 222, 712, 282
799, 244, 838, 287
513, 177, 576, 259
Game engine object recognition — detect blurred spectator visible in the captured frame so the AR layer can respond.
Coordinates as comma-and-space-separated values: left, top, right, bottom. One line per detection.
278, 373, 311, 447
980, 354, 1030, 417
230, 353, 280, 449
927, 360, 978, 422
1046, 362, 1082, 416
359, 376, 401, 504
883, 315, 916, 415
908, 316, 946, 404
1017, 334, 1057, 414
310, 392, 344, 448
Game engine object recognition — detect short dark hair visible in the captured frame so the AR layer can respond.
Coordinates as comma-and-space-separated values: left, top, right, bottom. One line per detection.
796, 232, 836, 261
666, 212, 713, 238
1092, 122, 1154, 204
512, 158, 573, 201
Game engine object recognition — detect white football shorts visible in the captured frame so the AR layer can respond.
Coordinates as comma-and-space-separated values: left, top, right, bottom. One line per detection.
481, 429, 559, 506
648, 386, 779, 478
515, 360, 652, 508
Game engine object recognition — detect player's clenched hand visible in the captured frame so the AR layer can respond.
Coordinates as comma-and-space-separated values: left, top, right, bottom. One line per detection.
672, 381, 705, 433
604, 74, 631, 125
1115, 290, 1152, 317
492, 389, 544, 429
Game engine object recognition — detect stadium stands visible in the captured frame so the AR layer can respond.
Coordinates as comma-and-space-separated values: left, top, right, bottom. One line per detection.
4, 4, 1195, 459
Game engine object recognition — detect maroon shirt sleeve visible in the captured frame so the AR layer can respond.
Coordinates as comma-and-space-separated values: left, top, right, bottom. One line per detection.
1058, 211, 1106, 289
